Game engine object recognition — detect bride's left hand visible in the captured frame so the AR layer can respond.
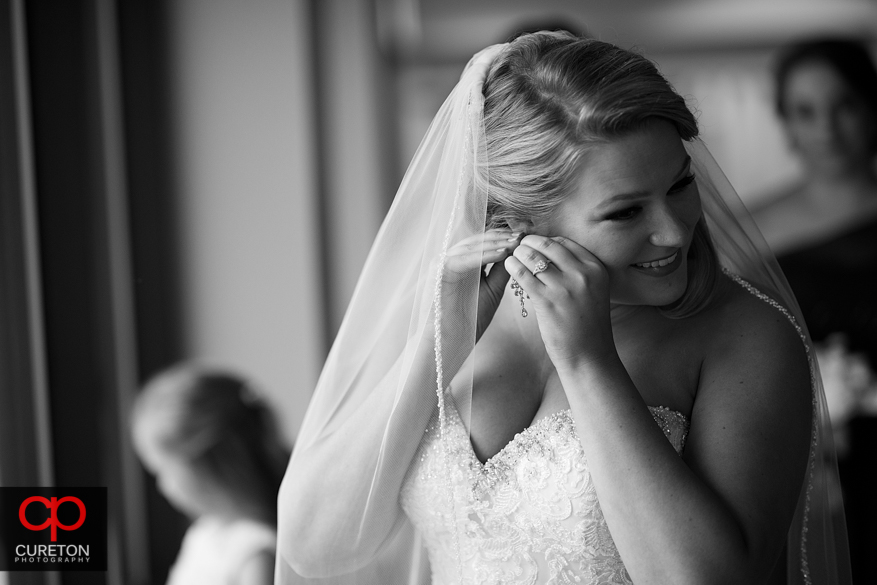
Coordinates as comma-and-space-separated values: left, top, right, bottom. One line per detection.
504, 235, 616, 370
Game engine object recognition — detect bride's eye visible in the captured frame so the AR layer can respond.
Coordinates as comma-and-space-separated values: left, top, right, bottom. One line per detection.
606, 206, 641, 221
669, 174, 696, 194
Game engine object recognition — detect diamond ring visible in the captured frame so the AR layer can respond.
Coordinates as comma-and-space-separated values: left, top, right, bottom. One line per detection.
533, 259, 550, 275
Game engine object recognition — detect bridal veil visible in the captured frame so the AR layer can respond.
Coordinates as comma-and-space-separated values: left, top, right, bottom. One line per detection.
275, 34, 850, 584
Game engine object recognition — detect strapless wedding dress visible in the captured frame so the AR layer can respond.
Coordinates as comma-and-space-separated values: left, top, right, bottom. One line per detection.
400, 397, 689, 585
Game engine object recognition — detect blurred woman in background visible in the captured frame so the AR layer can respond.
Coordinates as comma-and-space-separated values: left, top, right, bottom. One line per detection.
753, 39, 877, 351
132, 364, 290, 585
751, 38, 877, 584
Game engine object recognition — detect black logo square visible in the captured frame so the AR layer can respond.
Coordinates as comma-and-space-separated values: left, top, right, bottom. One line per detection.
0, 487, 107, 571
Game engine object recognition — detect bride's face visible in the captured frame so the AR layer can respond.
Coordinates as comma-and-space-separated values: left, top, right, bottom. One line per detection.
537, 119, 701, 307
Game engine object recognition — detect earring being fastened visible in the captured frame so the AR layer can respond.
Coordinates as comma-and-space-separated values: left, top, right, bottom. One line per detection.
510, 279, 528, 317
510, 259, 550, 317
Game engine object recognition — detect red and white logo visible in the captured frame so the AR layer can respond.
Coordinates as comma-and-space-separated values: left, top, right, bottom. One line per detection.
19, 497, 86, 542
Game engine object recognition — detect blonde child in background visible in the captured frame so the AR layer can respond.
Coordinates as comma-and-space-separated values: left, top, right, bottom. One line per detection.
132, 364, 290, 585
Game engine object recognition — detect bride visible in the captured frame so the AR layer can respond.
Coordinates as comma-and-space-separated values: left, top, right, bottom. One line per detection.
276, 32, 849, 584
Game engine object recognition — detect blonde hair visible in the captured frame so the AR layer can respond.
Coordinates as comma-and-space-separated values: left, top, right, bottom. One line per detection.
481, 31, 716, 317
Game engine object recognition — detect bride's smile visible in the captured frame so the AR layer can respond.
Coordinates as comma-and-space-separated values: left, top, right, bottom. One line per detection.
632, 250, 678, 268
535, 119, 702, 308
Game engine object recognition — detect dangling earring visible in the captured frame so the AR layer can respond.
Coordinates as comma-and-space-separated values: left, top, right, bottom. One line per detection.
510, 279, 528, 317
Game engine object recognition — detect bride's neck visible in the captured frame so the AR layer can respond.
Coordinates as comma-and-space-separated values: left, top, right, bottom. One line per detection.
609, 303, 651, 325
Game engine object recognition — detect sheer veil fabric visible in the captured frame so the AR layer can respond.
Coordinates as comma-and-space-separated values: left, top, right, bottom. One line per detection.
276, 41, 850, 584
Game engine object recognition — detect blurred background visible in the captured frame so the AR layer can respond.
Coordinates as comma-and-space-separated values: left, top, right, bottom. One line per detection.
1, 0, 875, 583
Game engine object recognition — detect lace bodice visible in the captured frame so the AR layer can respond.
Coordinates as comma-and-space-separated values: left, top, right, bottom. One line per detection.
400, 398, 690, 585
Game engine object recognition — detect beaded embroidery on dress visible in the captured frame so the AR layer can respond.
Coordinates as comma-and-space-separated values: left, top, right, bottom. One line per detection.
400, 397, 689, 585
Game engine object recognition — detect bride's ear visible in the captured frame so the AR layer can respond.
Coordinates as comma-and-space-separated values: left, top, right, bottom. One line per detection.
507, 218, 535, 234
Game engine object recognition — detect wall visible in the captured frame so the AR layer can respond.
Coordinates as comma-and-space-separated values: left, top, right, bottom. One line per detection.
166, 0, 322, 441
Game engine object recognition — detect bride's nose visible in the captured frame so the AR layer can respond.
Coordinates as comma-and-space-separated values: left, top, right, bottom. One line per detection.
648, 204, 688, 248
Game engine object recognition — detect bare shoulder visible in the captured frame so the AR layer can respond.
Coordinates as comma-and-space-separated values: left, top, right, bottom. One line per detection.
699, 273, 807, 369
686, 272, 812, 460
680, 273, 813, 568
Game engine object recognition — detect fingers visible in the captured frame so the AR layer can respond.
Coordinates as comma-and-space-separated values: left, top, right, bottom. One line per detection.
449, 229, 521, 253
506, 235, 574, 294
511, 249, 552, 281
482, 259, 510, 300
446, 230, 522, 274
545, 235, 601, 265
507, 233, 608, 299
503, 255, 545, 294
518, 234, 603, 271
517, 235, 575, 267
447, 231, 521, 261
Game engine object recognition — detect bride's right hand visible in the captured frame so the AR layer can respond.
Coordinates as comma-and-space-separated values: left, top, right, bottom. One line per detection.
443, 228, 523, 339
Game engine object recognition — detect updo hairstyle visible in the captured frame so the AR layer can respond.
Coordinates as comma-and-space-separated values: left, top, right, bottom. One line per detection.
132, 365, 290, 523
481, 31, 716, 317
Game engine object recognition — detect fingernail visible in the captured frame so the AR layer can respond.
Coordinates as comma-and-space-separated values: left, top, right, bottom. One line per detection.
508, 233, 521, 241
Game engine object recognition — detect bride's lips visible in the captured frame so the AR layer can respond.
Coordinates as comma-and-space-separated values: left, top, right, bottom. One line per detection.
630, 249, 682, 277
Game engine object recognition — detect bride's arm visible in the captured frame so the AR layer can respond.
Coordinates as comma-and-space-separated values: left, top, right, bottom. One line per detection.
561, 293, 811, 585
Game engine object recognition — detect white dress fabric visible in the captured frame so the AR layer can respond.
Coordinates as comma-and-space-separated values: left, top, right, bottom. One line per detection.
167, 517, 276, 585
402, 401, 688, 585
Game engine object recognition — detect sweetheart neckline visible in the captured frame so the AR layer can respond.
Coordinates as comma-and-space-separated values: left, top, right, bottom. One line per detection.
449, 402, 690, 468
